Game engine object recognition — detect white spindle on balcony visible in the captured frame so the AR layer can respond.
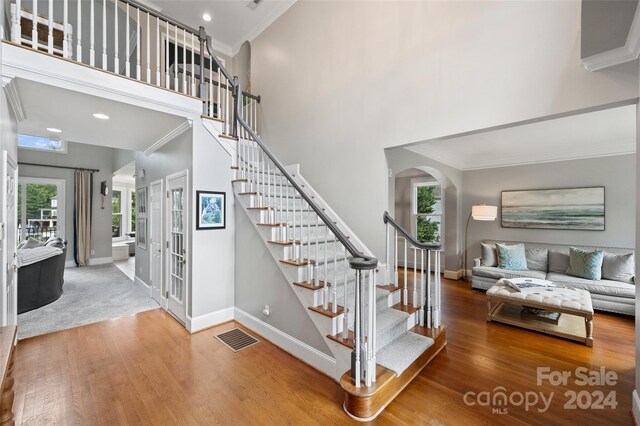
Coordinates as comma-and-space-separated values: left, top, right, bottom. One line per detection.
136, 8, 140, 79
32, 0, 38, 50
63, 0, 68, 58
48, 0, 54, 54
76, 0, 82, 61
146, 12, 151, 83
101, 0, 106, 69
114, 0, 119, 72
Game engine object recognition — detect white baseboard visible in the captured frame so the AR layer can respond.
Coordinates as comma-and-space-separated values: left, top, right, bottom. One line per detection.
233, 307, 337, 379
187, 307, 235, 333
89, 257, 113, 265
65, 257, 113, 267
633, 390, 640, 425
444, 269, 463, 280
134, 276, 149, 292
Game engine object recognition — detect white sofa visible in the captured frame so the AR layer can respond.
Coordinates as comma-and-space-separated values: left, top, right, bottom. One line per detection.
472, 240, 635, 316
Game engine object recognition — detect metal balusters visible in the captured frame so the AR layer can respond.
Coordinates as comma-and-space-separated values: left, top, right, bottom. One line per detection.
136, 8, 141, 79
76, 0, 82, 61
403, 238, 408, 305
101, 0, 106, 68
48, 0, 54, 54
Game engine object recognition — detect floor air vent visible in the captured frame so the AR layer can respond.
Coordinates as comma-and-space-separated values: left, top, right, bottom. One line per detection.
215, 328, 259, 352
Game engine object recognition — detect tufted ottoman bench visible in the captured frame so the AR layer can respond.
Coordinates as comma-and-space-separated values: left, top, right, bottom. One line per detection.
487, 279, 594, 346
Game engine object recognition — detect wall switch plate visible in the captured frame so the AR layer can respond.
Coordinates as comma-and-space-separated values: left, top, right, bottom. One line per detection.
263, 305, 270, 316
90, 250, 95, 256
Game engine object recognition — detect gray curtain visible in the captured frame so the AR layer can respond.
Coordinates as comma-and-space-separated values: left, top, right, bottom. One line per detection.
74, 170, 92, 266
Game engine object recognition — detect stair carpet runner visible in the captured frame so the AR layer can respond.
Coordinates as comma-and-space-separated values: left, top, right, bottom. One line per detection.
235, 166, 434, 377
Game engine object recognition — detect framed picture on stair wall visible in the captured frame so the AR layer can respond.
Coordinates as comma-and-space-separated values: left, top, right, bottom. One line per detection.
196, 190, 225, 230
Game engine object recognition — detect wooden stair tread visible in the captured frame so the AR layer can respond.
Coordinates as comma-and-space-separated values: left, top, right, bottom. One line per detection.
280, 258, 315, 267
247, 207, 269, 210
340, 327, 447, 420
409, 323, 446, 339
308, 304, 345, 318
238, 191, 258, 195
391, 303, 420, 315
231, 178, 249, 183
219, 134, 239, 141
292, 280, 326, 290
327, 330, 354, 349
201, 114, 224, 123
377, 284, 399, 292
268, 240, 300, 246
257, 223, 285, 227
230, 166, 239, 170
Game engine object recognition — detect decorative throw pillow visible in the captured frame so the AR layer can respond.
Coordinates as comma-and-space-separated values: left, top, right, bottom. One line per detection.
480, 243, 498, 267
22, 238, 44, 249
496, 243, 528, 270
566, 247, 604, 281
525, 248, 549, 272
601, 252, 635, 284
548, 250, 570, 273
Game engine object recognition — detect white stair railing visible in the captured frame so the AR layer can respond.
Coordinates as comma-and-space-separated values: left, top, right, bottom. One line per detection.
383, 212, 442, 328
7, 0, 260, 137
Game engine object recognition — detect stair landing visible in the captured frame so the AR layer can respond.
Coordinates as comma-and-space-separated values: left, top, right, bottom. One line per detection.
340, 325, 446, 422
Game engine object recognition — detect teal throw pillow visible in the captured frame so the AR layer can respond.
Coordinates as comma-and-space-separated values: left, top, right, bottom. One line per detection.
566, 247, 604, 281
496, 243, 528, 270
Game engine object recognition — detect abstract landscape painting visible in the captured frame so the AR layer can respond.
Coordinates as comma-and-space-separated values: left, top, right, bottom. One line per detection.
501, 187, 605, 231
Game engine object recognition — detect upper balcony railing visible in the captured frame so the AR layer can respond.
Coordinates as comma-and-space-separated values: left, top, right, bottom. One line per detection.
7, 0, 259, 137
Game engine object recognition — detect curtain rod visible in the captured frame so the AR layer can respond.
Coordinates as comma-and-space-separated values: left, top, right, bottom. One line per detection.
18, 162, 100, 173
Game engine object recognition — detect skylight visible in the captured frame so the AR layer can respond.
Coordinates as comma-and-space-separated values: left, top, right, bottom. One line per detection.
18, 134, 66, 153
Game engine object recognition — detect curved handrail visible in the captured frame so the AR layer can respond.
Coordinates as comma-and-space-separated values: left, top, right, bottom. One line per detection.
202, 35, 377, 269
383, 211, 442, 251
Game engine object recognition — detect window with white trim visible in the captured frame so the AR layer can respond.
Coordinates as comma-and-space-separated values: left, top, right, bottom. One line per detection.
112, 185, 136, 240
413, 182, 443, 245
18, 134, 67, 153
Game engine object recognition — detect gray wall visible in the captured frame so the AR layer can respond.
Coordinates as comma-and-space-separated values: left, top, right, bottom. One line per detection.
463, 154, 636, 271
18, 142, 116, 262
113, 148, 134, 172
251, 1, 637, 265
581, 0, 638, 58
134, 129, 192, 286
234, 203, 332, 356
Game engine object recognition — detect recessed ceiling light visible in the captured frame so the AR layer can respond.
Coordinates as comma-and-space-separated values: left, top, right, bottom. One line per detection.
202, 13, 212, 22
46, 127, 62, 133
93, 113, 110, 120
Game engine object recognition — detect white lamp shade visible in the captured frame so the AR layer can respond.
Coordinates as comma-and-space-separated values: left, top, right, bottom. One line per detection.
472, 204, 497, 221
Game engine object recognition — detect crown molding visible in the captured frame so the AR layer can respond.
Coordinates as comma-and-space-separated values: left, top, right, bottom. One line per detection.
1, 75, 26, 122
405, 145, 465, 170
582, 3, 640, 71
233, 0, 297, 55
144, 119, 192, 156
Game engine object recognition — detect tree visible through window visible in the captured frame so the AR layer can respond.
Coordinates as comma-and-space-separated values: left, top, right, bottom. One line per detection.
415, 184, 442, 244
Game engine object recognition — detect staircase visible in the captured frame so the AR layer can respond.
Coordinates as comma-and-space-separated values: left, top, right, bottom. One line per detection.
6, 0, 447, 419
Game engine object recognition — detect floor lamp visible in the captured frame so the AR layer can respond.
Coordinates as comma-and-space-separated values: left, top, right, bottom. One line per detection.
463, 204, 498, 280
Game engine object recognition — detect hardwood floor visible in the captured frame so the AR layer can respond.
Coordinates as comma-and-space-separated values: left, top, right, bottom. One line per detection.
13, 273, 635, 425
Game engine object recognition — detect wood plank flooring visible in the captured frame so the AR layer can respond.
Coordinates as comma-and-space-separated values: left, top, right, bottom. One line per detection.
12, 273, 635, 425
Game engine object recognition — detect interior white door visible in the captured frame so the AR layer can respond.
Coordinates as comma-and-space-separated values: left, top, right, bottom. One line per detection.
166, 172, 188, 324
149, 180, 163, 306
2, 153, 18, 327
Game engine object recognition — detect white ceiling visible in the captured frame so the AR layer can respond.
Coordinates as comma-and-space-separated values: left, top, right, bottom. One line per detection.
152, 0, 296, 56
406, 105, 636, 171
16, 79, 187, 153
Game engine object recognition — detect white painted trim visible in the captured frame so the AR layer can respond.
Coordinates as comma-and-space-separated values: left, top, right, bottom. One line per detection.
444, 269, 463, 280
186, 307, 234, 333
408, 141, 636, 172
234, 0, 297, 54
234, 307, 337, 379
632, 390, 640, 425
582, 4, 640, 71
2, 77, 25, 122
134, 275, 150, 292
89, 256, 113, 265
144, 119, 193, 156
